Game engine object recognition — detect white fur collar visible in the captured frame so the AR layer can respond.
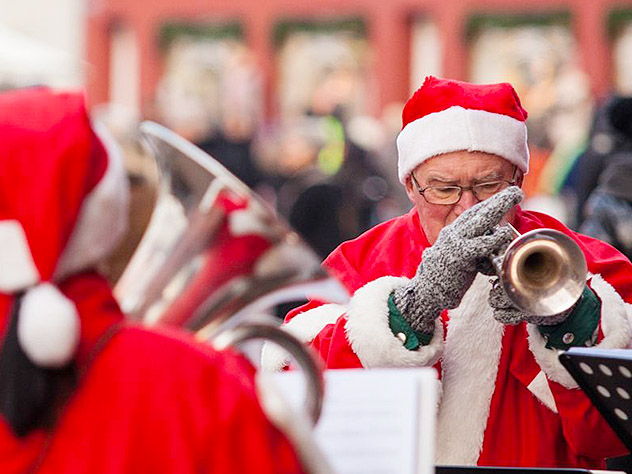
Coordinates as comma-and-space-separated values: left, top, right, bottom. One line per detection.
436, 274, 505, 465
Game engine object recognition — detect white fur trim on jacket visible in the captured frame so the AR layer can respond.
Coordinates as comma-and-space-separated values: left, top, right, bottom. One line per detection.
0, 220, 40, 292
435, 274, 505, 465
54, 120, 130, 280
261, 303, 346, 372
396, 106, 529, 184
344, 276, 444, 368
527, 274, 632, 389
527, 371, 558, 413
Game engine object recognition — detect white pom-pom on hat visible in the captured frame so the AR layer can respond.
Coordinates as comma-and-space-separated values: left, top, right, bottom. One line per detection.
17, 283, 81, 368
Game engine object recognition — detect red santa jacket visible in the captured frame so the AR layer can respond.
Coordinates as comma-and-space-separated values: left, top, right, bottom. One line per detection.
0, 273, 304, 474
0, 87, 304, 473
263, 206, 632, 469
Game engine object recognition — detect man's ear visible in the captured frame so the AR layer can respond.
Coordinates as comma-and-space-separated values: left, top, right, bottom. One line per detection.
516, 171, 525, 187
404, 176, 417, 203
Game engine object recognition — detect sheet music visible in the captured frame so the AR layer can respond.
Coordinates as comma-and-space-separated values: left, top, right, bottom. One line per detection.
268, 368, 437, 474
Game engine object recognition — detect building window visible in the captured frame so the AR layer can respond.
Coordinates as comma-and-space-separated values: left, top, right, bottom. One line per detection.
609, 9, 632, 95
155, 22, 262, 145
467, 12, 591, 153
274, 18, 369, 121
409, 17, 442, 95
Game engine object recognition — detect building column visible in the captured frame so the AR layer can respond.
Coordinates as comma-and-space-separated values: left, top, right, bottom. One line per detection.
245, 12, 275, 118
435, 3, 468, 81
371, 5, 411, 115
85, 12, 111, 109
575, 2, 612, 99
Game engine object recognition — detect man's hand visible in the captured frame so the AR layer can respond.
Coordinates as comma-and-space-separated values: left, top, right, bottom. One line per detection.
392, 186, 524, 336
488, 278, 573, 326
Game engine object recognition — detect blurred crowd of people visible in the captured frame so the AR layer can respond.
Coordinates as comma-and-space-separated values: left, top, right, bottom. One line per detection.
150, 33, 411, 260
572, 95, 632, 260
179, 89, 410, 260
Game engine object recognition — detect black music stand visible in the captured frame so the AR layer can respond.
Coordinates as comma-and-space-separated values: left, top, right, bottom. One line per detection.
559, 348, 632, 454
436, 467, 593, 474
434, 348, 632, 474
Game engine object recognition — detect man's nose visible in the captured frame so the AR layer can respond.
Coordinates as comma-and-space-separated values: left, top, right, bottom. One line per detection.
454, 189, 479, 215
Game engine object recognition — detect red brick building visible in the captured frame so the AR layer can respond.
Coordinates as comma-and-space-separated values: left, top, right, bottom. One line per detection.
86, 0, 631, 118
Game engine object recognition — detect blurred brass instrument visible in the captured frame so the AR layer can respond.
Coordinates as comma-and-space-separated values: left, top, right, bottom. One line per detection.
492, 223, 588, 316
212, 322, 324, 424
114, 121, 349, 428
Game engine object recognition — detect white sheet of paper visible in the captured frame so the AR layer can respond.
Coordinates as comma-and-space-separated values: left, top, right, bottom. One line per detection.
268, 368, 437, 474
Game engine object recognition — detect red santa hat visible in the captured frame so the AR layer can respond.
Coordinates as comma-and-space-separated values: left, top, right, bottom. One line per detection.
0, 88, 129, 368
396, 76, 530, 184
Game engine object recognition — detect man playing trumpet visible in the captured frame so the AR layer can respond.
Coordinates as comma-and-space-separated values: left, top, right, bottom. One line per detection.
264, 76, 632, 468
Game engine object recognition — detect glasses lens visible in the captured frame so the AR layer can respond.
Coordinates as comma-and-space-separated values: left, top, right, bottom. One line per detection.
473, 181, 506, 200
424, 186, 461, 204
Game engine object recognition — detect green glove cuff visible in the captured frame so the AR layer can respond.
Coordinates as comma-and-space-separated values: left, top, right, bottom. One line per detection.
537, 285, 601, 350
388, 292, 434, 351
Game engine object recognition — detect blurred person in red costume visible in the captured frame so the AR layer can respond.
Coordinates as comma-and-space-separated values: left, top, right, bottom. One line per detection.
0, 88, 304, 473
263, 77, 632, 469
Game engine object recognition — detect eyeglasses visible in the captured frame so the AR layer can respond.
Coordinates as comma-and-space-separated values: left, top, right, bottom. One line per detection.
411, 166, 519, 205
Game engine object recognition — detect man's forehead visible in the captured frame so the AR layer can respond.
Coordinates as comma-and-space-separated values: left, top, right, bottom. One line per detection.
416, 152, 511, 180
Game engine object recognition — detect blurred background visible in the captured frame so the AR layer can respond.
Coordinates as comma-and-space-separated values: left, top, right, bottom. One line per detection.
3, 0, 632, 264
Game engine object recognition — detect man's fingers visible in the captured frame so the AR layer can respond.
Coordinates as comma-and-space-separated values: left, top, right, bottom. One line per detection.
451, 186, 524, 238
492, 307, 526, 325
462, 226, 514, 258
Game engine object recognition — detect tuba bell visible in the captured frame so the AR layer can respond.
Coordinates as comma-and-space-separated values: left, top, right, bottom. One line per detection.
492, 223, 588, 316
113, 121, 349, 427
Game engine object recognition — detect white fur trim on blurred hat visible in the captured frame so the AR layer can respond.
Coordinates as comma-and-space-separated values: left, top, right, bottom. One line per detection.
0, 220, 40, 292
54, 120, 130, 280
17, 283, 81, 368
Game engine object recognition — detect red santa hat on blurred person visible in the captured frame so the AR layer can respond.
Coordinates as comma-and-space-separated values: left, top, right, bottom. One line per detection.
0, 87, 129, 369
396, 76, 530, 184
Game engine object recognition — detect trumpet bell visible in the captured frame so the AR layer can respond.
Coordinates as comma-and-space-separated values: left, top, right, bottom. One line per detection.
499, 228, 588, 316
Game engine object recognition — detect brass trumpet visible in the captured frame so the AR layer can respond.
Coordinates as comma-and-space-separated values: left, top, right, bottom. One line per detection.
491, 223, 588, 317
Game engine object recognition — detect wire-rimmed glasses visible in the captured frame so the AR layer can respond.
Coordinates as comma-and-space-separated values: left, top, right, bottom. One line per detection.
411, 166, 519, 205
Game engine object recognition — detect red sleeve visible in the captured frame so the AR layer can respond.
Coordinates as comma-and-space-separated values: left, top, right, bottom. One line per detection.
200, 350, 307, 473
284, 299, 329, 324
310, 319, 364, 369
60, 327, 307, 474
550, 380, 629, 459
176, 337, 306, 473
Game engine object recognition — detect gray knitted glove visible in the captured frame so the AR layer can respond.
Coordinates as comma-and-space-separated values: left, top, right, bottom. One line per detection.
488, 278, 572, 326
392, 186, 524, 335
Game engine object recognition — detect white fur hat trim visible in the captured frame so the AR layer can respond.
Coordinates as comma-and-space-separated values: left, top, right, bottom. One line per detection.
17, 283, 81, 368
0, 220, 40, 292
396, 106, 529, 184
54, 120, 129, 280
